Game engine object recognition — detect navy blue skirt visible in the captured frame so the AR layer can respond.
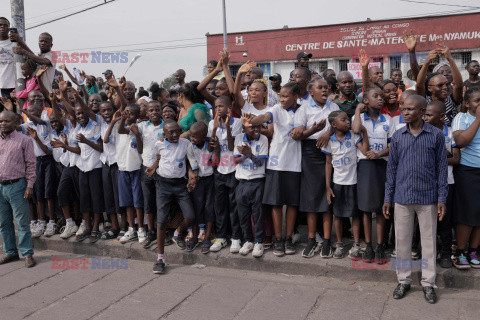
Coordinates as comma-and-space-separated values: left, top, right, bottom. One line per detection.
357, 159, 386, 213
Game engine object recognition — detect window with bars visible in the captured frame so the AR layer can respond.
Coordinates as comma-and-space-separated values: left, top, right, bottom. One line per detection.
452, 52, 472, 69
293, 61, 328, 73
339, 59, 349, 71
390, 56, 402, 71
229, 65, 240, 80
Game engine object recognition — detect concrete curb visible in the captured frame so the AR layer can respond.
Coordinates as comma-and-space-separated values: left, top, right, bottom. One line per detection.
33, 236, 480, 289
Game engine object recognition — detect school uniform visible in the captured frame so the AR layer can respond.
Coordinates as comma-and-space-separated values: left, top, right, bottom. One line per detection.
438, 124, 455, 252
138, 120, 163, 214
262, 104, 301, 206
208, 118, 243, 240
98, 115, 121, 215
55, 120, 80, 207
117, 128, 144, 209
392, 114, 406, 132
241, 101, 271, 117
352, 112, 395, 213
294, 99, 340, 213
191, 141, 215, 226
234, 133, 269, 243
155, 138, 198, 224
322, 131, 362, 217
76, 118, 104, 214
297, 93, 311, 106
452, 113, 480, 227
21, 118, 56, 201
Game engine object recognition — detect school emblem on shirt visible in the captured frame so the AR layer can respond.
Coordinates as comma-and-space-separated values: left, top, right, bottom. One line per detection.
256, 145, 260, 152
445, 137, 451, 144
178, 162, 183, 168
383, 125, 389, 132
130, 138, 137, 149
345, 141, 351, 148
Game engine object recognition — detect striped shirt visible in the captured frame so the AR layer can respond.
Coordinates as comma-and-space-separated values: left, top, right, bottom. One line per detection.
384, 121, 448, 205
426, 94, 457, 127
0, 130, 37, 188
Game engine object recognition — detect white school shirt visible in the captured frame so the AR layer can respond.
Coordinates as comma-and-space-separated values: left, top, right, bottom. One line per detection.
241, 101, 271, 117
443, 124, 455, 185
233, 133, 269, 180
393, 114, 406, 132
116, 129, 142, 172
0, 39, 15, 89
322, 131, 362, 185
97, 115, 118, 166
192, 141, 214, 177
266, 104, 301, 172
294, 99, 340, 140
241, 88, 279, 108
138, 120, 163, 168
38, 51, 55, 93
155, 138, 198, 179
21, 118, 52, 157
51, 120, 78, 167
297, 92, 311, 106
352, 112, 395, 161
208, 117, 242, 175
76, 118, 102, 172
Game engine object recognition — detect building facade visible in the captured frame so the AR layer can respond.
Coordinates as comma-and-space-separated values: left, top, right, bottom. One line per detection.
206, 13, 480, 85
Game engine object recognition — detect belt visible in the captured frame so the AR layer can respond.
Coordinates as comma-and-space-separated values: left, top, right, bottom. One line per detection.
0, 178, 20, 185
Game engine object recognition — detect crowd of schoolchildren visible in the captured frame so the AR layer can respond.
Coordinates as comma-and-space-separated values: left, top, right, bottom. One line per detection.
1, 23, 480, 276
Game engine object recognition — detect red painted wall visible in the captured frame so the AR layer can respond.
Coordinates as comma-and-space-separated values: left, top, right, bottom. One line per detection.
207, 13, 480, 63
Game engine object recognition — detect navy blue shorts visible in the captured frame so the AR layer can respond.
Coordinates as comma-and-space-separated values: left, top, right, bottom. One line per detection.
78, 168, 104, 214
102, 163, 123, 214
155, 176, 194, 224
57, 166, 79, 207
118, 170, 144, 208
35, 155, 57, 200
141, 165, 157, 215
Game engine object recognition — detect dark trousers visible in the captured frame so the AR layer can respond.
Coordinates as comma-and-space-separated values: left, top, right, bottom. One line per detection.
78, 168, 104, 214
102, 163, 121, 214
191, 175, 215, 225
141, 165, 157, 215
438, 184, 454, 252
214, 171, 239, 239
236, 179, 265, 243
57, 165, 80, 207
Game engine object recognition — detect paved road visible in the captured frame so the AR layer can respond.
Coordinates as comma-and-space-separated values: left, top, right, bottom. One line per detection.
0, 250, 478, 320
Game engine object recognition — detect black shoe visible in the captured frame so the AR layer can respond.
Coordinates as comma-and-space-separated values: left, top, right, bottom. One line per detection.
173, 234, 186, 250
302, 238, 318, 258
363, 244, 374, 263
393, 283, 411, 299
439, 251, 453, 269
375, 244, 388, 265
320, 239, 333, 258
143, 232, 156, 249
102, 229, 119, 240
273, 238, 285, 257
186, 237, 199, 252
153, 260, 166, 274
423, 286, 437, 304
89, 231, 102, 244
285, 237, 296, 255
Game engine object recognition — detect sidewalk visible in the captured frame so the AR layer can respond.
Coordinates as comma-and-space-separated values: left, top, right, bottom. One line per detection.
32, 235, 480, 289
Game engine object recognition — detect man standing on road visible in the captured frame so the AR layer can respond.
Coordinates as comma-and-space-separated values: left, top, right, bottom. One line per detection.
0, 17, 15, 100
0, 110, 37, 268
383, 95, 448, 304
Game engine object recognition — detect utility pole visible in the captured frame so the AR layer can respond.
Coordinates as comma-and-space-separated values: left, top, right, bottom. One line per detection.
222, 0, 227, 49
10, 0, 26, 101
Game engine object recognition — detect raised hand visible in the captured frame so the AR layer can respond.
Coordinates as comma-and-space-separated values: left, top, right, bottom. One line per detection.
359, 49, 370, 68
312, 119, 326, 133
426, 49, 441, 63
36, 65, 49, 79
119, 76, 126, 90
402, 30, 418, 52
241, 113, 254, 128
53, 89, 63, 101
26, 127, 38, 139
436, 42, 452, 59
0, 97, 14, 111
238, 61, 257, 74
112, 110, 122, 122
56, 79, 68, 92
222, 49, 230, 65
107, 75, 119, 89
59, 64, 66, 71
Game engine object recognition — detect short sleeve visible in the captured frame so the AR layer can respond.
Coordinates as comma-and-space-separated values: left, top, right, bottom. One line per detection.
353, 133, 362, 145
452, 113, 468, 132
322, 140, 332, 154
207, 120, 214, 137
233, 135, 243, 157
268, 105, 279, 125
231, 119, 243, 137
387, 117, 396, 139
294, 105, 307, 128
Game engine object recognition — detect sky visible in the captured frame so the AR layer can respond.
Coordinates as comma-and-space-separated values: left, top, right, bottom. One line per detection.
1, 0, 479, 89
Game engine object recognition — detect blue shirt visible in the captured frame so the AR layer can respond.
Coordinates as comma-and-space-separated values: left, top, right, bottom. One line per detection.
384, 121, 448, 205
452, 112, 480, 168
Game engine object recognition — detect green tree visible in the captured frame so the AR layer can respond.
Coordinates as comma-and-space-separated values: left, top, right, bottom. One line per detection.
159, 74, 176, 89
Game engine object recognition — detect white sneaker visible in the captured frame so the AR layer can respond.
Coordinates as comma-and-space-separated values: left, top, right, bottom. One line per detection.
252, 243, 264, 258
32, 222, 46, 238
230, 239, 242, 253
60, 224, 78, 239
76, 221, 86, 236
30, 221, 37, 233
44, 222, 56, 237
239, 241, 254, 255
138, 228, 147, 244
120, 227, 137, 244
210, 238, 227, 252
315, 232, 324, 253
